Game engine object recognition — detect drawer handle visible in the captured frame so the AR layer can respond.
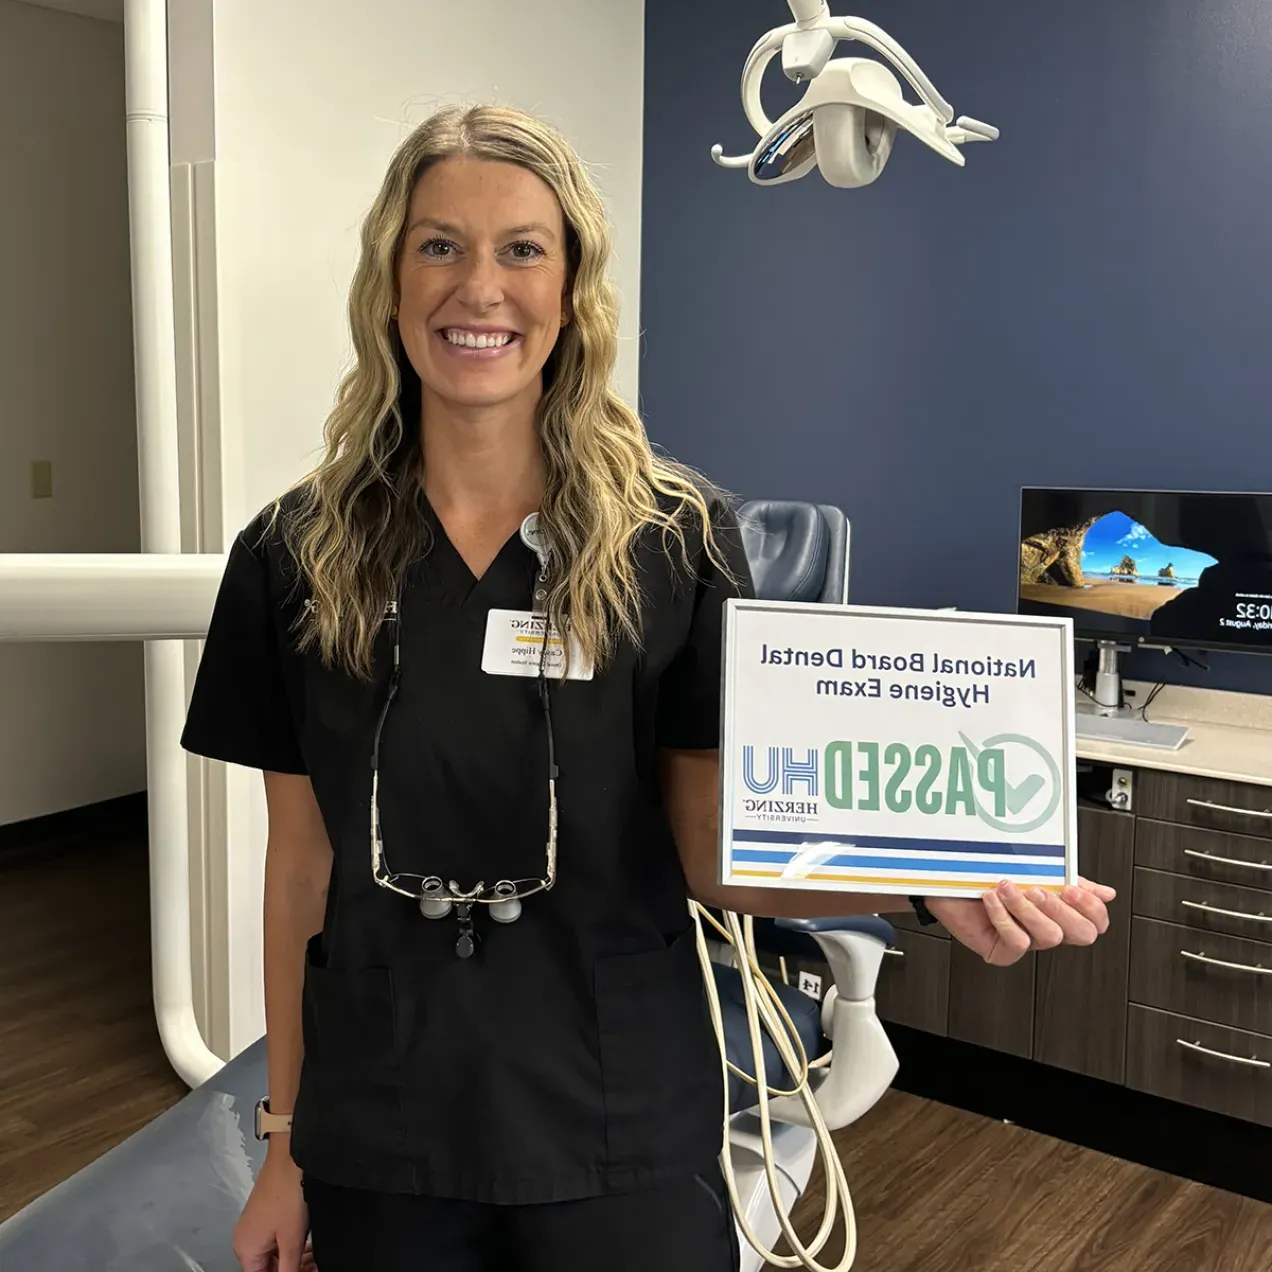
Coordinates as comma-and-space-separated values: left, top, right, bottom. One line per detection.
1176, 1038, 1271, 1069
1186, 798, 1272, 821
883, 947, 905, 958
1180, 948, 1272, 975
1182, 899, 1272, 924
1183, 848, 1272, 872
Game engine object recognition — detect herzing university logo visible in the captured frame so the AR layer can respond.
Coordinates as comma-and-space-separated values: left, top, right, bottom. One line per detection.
741, 747, 821, 821
741, 733, 1061, 833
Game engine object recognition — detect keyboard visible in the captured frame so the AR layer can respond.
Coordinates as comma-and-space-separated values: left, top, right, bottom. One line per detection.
1074, 710, 1190, 751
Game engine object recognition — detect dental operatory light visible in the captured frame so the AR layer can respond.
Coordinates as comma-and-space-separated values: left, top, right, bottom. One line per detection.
711, 0, 998, 188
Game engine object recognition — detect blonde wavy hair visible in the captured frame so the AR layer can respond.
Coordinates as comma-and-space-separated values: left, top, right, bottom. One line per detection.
270, 103, 730, 681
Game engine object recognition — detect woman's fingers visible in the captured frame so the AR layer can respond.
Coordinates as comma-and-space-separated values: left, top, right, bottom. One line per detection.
1077, 876, 1118, 904
995, 882, 1066, 949
975, 875, 1117, 966
1033, 888, 1102, 944
980, 888, 1032, 965
1063, 882, 1111, 934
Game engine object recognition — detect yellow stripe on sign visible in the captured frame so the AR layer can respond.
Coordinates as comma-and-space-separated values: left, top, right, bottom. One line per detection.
730, 869, 1065, 892
514, 635, 564, 646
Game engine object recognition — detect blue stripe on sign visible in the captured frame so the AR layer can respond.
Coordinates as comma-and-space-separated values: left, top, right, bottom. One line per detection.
730, 848, 1065, 877
730, 830, 1065, 858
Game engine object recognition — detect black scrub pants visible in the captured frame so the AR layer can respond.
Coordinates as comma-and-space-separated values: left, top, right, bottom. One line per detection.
302, 1165, 741, 1272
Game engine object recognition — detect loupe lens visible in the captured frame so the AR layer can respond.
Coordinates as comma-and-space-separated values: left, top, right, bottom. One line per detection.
488, 881, 522, 925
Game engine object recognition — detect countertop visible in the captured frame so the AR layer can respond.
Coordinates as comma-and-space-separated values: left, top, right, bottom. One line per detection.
1075, 679, 1272, 787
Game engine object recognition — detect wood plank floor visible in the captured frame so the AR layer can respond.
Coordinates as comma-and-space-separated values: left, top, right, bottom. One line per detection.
767, 1088, 1272, 1271
4, 817, 1272, 1270
0, 822, 187, 1222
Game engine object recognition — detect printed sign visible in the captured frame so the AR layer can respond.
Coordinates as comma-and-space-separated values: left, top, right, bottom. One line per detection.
719, 600, 1077, 898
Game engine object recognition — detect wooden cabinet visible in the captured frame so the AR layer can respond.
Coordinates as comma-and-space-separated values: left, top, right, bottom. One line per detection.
1129, 916, 1272, 1037
1132, 866, 1272, 943
1126, 1004, 1272, 1129
1033, 804, 1134, 1082
875, 928, 949, 1035
949, 942, 1035, 1057
794, 762, 1272, 1131
1135, 819, 1272, 888
889, 908, 950, 939
1136, 771, 1272, 837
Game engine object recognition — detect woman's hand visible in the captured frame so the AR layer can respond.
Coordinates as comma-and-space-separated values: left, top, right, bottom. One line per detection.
233, 1147, 316, 1272
925, 877, 1116, 966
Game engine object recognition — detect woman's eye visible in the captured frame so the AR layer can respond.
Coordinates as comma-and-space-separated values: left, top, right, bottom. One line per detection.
418, 238, 454, 259
508, 240, 544, 261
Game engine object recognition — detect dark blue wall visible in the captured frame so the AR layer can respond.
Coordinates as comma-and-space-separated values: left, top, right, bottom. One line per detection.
640, 0, 1272, 692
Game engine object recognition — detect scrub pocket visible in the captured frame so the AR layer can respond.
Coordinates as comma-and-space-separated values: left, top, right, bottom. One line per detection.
293, 934, 407, 1171
594, 924, 725, 1173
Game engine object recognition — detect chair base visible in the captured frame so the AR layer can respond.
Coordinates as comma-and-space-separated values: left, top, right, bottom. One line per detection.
727, 1114, 819, 1272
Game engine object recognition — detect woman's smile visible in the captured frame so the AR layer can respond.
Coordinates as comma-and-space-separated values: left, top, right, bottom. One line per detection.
435, 326, 523, 361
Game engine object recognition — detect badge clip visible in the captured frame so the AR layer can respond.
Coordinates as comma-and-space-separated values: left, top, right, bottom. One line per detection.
521, 513, 550, 614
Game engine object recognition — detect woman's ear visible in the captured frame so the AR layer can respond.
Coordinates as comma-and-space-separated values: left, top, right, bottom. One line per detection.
560, 291, 573, 328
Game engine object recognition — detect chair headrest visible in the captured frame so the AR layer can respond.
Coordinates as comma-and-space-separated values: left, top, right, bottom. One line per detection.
737, 501, 830, 603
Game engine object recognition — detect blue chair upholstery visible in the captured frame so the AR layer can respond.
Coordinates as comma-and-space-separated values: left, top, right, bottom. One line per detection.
710, 915, 896, 1112
711, 964, 829, 1113
776, 915, 896, 943
736, 500, 849, 605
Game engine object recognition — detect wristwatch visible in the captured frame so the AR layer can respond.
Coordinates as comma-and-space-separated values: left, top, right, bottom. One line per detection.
909, 896, 940, 927
253, 1097, 294, 1140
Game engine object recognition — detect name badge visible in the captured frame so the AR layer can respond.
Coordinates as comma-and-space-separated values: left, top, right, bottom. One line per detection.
481, 609, 595, 681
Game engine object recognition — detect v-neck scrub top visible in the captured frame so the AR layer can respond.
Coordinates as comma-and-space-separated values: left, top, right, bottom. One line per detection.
180, 486, 755, 1205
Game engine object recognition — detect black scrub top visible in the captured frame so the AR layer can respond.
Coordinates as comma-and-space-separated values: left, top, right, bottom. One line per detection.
180, 484, 755, 1204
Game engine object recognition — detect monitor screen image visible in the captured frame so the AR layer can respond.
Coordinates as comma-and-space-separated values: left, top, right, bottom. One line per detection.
1017, 488, 1272, 654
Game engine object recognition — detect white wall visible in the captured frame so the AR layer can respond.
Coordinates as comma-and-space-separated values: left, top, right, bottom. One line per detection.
0, 0, 146, 826
170, 0, 647, 1056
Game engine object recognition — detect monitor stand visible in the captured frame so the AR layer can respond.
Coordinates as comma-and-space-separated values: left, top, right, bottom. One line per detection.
1091, 640, 1129, 714
1074, 641, 1190, 751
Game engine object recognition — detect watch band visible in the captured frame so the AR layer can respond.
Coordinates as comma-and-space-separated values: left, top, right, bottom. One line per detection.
254, 1097, 294, 1140
909, 895, 940, 927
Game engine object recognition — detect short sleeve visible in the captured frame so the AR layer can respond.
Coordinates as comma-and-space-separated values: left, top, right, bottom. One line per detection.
655, 494, 756, 750
180, 531, 308, 774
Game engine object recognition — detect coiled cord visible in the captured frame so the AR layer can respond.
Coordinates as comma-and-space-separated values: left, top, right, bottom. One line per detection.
690, 902, 858, 1271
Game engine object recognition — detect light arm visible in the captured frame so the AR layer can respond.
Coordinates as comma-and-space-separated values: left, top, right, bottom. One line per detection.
825, 17, 953, 121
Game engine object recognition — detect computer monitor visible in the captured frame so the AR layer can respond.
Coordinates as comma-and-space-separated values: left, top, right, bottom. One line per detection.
1017, 487, 1272, 656
1017, 487, 1272, 745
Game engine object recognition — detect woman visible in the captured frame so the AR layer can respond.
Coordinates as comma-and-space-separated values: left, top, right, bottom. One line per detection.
181, 104, 1113, 1272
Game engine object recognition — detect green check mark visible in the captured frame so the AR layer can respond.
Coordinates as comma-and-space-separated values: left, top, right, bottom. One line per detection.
959, 732, 1044, 814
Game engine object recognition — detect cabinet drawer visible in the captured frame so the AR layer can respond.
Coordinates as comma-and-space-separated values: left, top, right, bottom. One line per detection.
1135, 819, 1272, 892
1136, 771, 1272, 840
1133, 867, 1272, 944
1129, 916, 1272, 1035
1126, 1004, 1272, 1129
875, 927, 949, 1036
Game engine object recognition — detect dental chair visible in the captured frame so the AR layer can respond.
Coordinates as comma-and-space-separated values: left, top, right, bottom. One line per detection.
716, 499, 898, 1269
0, 500, 896, 1272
